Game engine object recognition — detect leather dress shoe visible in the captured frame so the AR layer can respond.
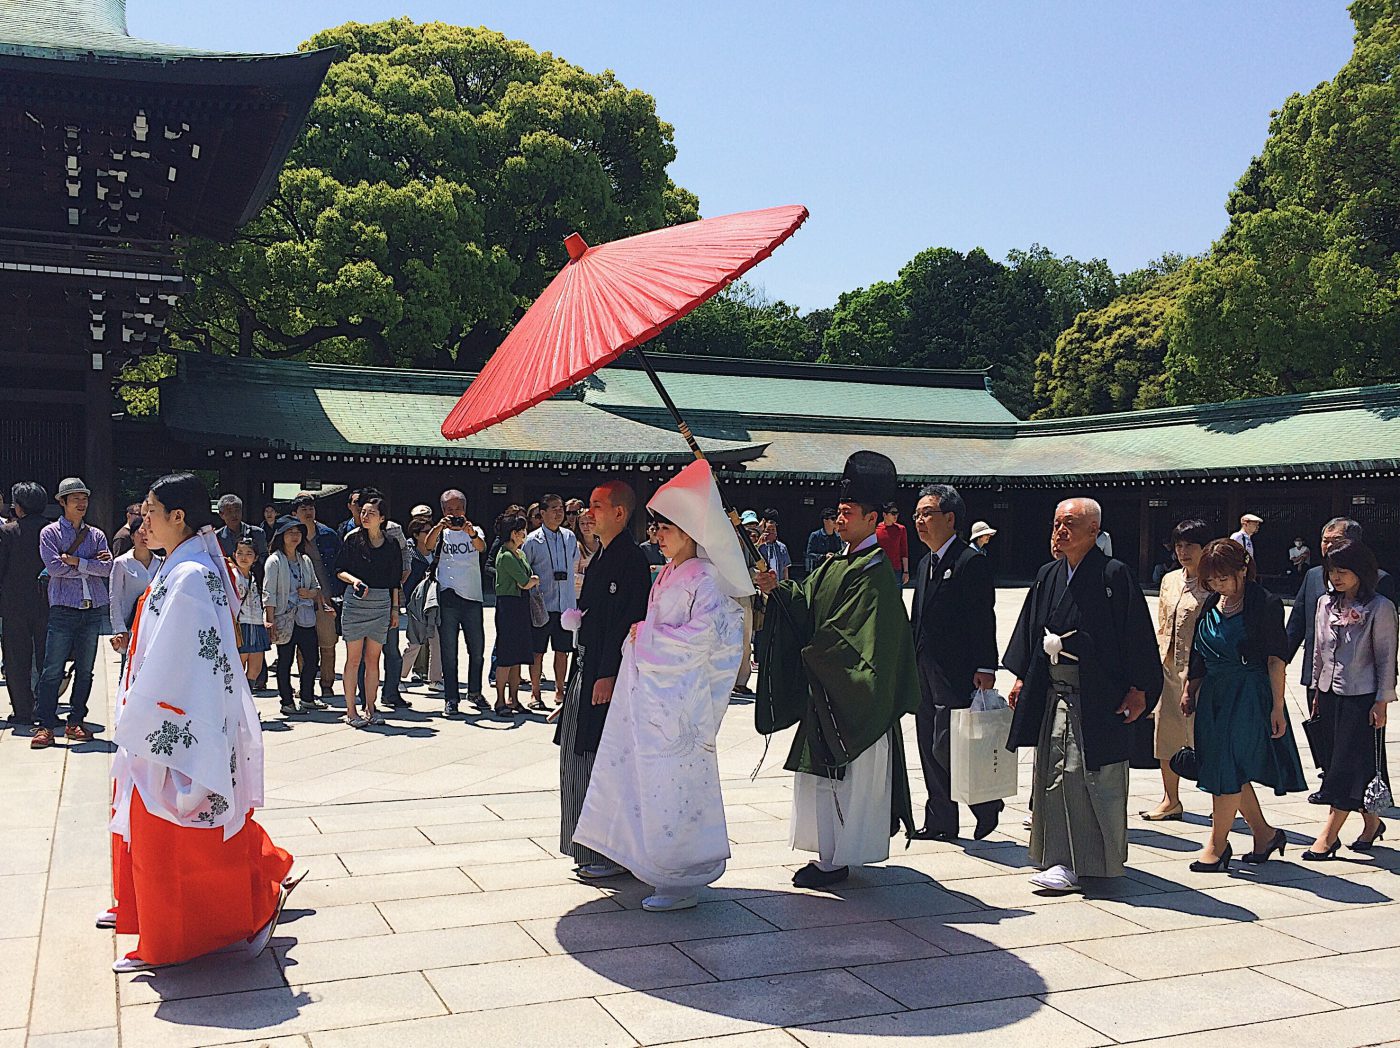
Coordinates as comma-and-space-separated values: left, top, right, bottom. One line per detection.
792, 862, 849, 889
909, 826, 958, 842
973, 807, 1001, 840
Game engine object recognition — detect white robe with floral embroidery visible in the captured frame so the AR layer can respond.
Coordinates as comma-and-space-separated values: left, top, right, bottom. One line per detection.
111, 531, 264, 842
573, 557, 744, 889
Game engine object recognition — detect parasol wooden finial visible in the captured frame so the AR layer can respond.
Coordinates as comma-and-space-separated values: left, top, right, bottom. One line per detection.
564, 233, 589, 261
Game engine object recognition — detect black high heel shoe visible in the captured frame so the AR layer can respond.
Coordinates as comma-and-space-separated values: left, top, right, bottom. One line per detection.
1242, 828, 1287, 865
1350, 820, 1386, 852
1301, 839, 1341, 861
1189, 843, 1232, 872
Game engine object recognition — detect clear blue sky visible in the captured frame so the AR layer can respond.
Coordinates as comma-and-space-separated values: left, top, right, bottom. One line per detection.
131, 1, 1357, 311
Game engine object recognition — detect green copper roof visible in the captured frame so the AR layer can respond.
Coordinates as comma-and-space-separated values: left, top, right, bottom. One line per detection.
740, 384, 1400, 483
0, 0, 290, 60
590, 355, 1016, 425
158, 355, 1400, 484
161, 356, 767, 466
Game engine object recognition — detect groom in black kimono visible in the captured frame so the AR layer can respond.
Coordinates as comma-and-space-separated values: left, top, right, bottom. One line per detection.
557, 480, 651, 880
1004, 497, 1161, 893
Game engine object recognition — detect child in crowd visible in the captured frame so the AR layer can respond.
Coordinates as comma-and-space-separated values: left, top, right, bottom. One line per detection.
232, 538, 270, 688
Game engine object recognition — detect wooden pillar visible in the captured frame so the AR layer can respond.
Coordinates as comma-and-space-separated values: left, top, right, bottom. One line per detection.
85, 354, 114, 533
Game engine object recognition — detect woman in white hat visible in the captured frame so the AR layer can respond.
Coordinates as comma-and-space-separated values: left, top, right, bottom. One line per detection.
969, 521, 997, 552
572, 459, 749, 911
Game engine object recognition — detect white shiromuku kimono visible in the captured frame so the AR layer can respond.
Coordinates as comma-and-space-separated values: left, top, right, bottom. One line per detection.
112, 529, 264, 840
573, 557, 744, 889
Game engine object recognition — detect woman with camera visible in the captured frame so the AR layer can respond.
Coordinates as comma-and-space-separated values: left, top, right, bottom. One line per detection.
1182, 538, 1306, 871
1305, 538, 1395, 858
335, 497, 401, 728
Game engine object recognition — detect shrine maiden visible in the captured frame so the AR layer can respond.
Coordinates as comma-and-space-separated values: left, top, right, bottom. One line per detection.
107, 472, 300, 972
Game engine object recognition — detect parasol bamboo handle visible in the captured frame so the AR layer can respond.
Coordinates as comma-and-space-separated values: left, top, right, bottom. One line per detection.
632, 344, 769, 573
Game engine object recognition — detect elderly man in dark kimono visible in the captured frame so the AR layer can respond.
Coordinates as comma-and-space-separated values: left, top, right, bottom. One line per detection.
756, 452, 921, 890
1004, 497, 1162, 893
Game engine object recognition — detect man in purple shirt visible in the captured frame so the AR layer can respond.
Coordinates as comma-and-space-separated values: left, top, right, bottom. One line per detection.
32, 477, 112, 748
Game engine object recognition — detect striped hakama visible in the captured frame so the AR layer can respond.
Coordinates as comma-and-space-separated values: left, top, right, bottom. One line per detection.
1029, 664, 1129, 878
558, 672, 607, 865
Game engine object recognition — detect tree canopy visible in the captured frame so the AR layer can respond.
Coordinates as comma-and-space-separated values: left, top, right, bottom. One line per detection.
647, 282, 821, 361
815, 245, 1116, 417
1165, 0, 1399, 401
170, 19, 697, 371
145, 4, 1396, 423
1032, 257, 1191, 418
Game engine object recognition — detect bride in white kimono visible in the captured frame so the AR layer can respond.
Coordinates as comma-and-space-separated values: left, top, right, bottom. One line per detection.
572, 459, 750, 911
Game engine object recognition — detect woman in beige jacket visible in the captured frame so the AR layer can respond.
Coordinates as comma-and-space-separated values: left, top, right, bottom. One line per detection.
1143, 519, 1212, 820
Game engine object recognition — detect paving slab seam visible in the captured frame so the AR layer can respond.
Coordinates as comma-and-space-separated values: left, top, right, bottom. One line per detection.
1245, 963, 1356, 1010
1028, 994, 1125, 1044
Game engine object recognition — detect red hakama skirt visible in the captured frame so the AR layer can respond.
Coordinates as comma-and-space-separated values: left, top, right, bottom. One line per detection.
110, 790, 292, 965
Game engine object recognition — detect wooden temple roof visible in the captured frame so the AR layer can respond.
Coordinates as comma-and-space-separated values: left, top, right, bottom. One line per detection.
0, 0, 334, 241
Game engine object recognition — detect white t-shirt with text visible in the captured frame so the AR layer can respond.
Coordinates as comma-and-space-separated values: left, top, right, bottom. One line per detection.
437, 525, 486, 602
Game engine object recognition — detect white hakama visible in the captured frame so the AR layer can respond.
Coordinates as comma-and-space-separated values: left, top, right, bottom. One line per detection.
573, 558, 744, 890
791, 731, 894, 867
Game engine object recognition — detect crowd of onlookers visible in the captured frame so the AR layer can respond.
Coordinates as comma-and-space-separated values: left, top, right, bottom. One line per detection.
0, 479, 848, 739
0, 470, 1392, 872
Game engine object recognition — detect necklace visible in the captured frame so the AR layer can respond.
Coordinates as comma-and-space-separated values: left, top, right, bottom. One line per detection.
1220, 594, 1244, 614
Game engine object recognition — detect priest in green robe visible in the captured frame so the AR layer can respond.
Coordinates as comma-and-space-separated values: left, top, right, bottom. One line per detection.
755, 452, 921, 889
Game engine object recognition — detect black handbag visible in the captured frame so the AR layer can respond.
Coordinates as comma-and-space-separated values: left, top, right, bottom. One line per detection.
1301, 689, 1332, 770
1169, 746, 1199, 781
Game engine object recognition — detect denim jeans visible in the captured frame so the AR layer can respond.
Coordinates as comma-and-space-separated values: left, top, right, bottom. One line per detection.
438, 589, 484, 703
34, 604, 105, 729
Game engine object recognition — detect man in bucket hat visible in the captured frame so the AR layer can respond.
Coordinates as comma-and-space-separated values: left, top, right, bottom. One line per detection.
32, 478, 112, 748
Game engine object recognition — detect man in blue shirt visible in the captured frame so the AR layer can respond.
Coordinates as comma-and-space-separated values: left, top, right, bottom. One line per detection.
33, 477, 111, 747
804, 507, 842, 575
757, 508, 791, 582
523, 493, 579, 711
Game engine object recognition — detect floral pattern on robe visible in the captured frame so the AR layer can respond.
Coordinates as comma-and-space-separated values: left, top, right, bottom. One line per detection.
112, 533, 264, 842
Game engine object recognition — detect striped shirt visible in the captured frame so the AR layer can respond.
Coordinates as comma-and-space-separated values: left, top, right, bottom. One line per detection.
39, 517, 112, 609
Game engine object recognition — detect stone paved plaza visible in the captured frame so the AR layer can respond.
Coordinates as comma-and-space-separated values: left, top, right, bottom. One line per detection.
3, 589, 1399, 1048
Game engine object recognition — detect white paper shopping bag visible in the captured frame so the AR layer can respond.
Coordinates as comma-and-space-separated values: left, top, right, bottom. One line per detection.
950, 705, 1017, 806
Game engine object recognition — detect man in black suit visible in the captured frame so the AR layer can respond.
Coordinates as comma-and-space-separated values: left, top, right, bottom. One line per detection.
910, 483, 1002, 841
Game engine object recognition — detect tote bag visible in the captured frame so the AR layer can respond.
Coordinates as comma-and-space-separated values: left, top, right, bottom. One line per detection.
950, 702, 1018, 806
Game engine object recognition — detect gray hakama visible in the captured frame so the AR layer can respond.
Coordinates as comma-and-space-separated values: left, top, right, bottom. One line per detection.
1030, 664, 1129, 878
558, 672, 607, 865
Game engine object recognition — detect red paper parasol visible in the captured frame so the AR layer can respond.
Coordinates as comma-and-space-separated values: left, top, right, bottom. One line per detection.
441, 204, 808, 441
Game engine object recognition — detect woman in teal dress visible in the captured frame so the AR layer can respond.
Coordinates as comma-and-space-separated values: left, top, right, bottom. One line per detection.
1184, 539, 1306, 872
